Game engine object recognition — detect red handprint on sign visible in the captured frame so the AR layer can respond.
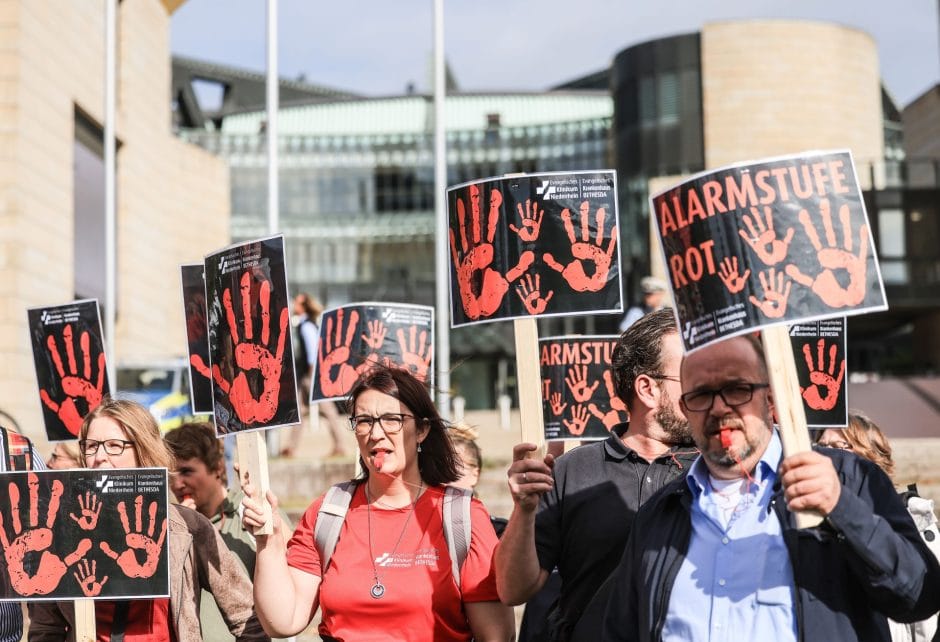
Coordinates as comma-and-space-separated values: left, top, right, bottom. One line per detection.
396, 326, 433, 382
738, 206, 795, 266
0, 473, 92, 596
563, 405, 590, 436
516, 273, 554, 315
361, 320, 387, 351
318, 308, 361, 397
73, 558, 108, 597
587, 371, 628, 429
508, 199, 544, 242
785, 199, 869, 308
543, 201, 617, 292
717, 256, 751, 294
69, 491, 102, 530
449, 185, 534, 320
748, 268, 792, 318
800, 339, 845, 411
565, 365, 599, 403
39, 324, 106, 437
549, 392, 567, 417
99, 495, 166, 579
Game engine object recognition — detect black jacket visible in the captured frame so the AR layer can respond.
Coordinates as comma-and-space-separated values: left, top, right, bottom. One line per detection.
598, 447, 940, 642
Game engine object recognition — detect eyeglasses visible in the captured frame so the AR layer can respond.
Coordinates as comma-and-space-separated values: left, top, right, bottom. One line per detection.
817, 440, 853, 450
680, 383, 770, 412
79, 439, 136, 457
348, 413, 413, 436
649, 374, 681, 383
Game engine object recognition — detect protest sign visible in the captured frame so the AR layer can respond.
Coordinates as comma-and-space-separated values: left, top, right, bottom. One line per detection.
312, 303, 434, 403
650, 150, 886, 353
201, 236, 300, 435
540, 336, 623, 441
180, 263, 213, 414
447, 171, 622, 327
790, 318, 848, 429
27, 300, 110, 441
0, 469, 169, 601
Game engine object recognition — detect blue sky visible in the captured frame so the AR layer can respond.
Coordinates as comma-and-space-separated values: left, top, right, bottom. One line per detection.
171, 0, 939, 108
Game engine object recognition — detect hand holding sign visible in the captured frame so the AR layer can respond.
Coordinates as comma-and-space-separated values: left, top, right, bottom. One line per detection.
39, 324, 106, 436
543, 202, 617, 292
0, 474, 91, 596
100, 495, 167, 579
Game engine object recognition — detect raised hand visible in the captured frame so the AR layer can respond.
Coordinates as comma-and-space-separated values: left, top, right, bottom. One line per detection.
515, 273, 554, 315
73, 558, 108, 597
748, 268, 792, 318
785, 199, 869, 308
717, 256, 751, 294
543, 201, 617, 292
800, 339, 845, 411
0, 473, 91, 595
738, 206, 794, 265
69, 491, 102, 530
209, 272, 289, 424
100, 495, 166, 579
396, 326, 433, 382
318, 308, 361, 397
565, 365, 599, 403
450, 185, 535, 320
563, 405, 590, 436
361, 320, 387, 351
39, 324, 106, 436
549, 392, 567, 416
508, 199, 544, 242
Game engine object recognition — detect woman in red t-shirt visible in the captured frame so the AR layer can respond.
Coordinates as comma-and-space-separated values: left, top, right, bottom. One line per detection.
243, 365, 514, 641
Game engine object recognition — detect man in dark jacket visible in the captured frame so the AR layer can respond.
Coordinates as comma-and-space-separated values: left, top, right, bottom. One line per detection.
599, 334, 940, 641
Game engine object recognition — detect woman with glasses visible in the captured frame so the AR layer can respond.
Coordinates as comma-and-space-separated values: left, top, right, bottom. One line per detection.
29, 397, 268, 642
242, 364, 514, 641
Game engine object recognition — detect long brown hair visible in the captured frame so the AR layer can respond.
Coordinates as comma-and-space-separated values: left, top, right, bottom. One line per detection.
80, 396, 175, 470
844, 411, 895, 479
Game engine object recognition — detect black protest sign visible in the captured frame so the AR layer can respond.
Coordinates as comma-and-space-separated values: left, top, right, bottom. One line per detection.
789, 318, 848, 429
651, 150, 887, 352
447, 171, 622, 327
27, 300, 110, 441
0, 469, 169, 601
539, 336, 623, 441
203, 236, 300, 435
313, 303, 435, 403
180, 264, 213, 414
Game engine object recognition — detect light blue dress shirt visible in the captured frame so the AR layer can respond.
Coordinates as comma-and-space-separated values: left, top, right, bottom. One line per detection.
662, 430, 798, 642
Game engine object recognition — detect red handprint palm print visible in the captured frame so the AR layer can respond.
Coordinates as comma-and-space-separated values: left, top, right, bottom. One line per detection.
543, 201, 618, 292
739, 206, 794, 266
69, 491, 102, 530
564, 365, 599, 403
785, 199, 870, 308
563, 405, 590, 436
73, 558, 108, 597
588, 371, 627, 429
396, 326, 432, 382
318, 308, 361, 397
194, 271, 289, 425
0, 473, 91, 596
100, 495, 166, 579
450, 185, 534, 320
800, 339, 845, 411
39, 324, 106, 436
516, 273, 554, 315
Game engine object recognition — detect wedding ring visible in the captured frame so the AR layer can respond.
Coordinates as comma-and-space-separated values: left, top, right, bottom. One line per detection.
523, 472, 528, 483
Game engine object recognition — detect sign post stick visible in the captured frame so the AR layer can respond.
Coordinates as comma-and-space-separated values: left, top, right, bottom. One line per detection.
237, 431, 273, 535
762, 325, 823, 529
74, 598, 96, 642
514, 317, 543, 448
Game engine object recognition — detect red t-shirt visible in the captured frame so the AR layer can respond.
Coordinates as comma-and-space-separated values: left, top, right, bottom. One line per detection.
95, 598, 174, 642
287, 483, 500, 642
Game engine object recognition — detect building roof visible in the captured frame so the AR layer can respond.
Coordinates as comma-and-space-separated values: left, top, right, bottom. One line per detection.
218, 91, 613, 136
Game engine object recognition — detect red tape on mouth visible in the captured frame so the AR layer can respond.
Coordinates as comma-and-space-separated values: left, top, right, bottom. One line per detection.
374, 452, 386, 470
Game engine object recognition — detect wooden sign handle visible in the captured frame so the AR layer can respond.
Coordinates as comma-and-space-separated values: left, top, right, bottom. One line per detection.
74, 598, 95, 642
236, 431, 273, 535
761, 325, 823, 529
514, 318, 544, 449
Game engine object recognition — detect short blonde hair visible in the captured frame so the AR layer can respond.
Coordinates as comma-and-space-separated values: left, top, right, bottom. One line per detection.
845, 411, 895, 480
80, 396, 174, 470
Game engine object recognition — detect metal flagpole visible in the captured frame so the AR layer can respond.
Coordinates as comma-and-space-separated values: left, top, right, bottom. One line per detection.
104, 0, 117, 389
432, 0, 451, 417
267, 0, 279, 234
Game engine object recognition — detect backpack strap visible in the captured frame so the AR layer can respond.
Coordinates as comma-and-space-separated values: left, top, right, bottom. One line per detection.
314, 481, 356, 573
443, 486, 472, 590
1, 428, 34, 471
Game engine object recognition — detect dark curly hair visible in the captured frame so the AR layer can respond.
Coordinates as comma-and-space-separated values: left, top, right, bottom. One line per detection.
346, 365, 460, 486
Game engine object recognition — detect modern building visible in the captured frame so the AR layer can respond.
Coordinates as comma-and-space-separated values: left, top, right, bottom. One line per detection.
0, 0, 229, 445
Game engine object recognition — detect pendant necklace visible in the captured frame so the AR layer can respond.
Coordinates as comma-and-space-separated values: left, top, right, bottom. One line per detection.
365, 481, 422, 599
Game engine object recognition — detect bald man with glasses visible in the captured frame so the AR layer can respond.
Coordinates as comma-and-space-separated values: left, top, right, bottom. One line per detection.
597, 334, 940, 642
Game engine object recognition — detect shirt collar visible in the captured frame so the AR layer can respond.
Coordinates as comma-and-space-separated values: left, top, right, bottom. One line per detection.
686, 428, 783, 495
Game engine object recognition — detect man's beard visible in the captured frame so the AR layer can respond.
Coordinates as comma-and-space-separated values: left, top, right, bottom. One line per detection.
655, 403, 692, 446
